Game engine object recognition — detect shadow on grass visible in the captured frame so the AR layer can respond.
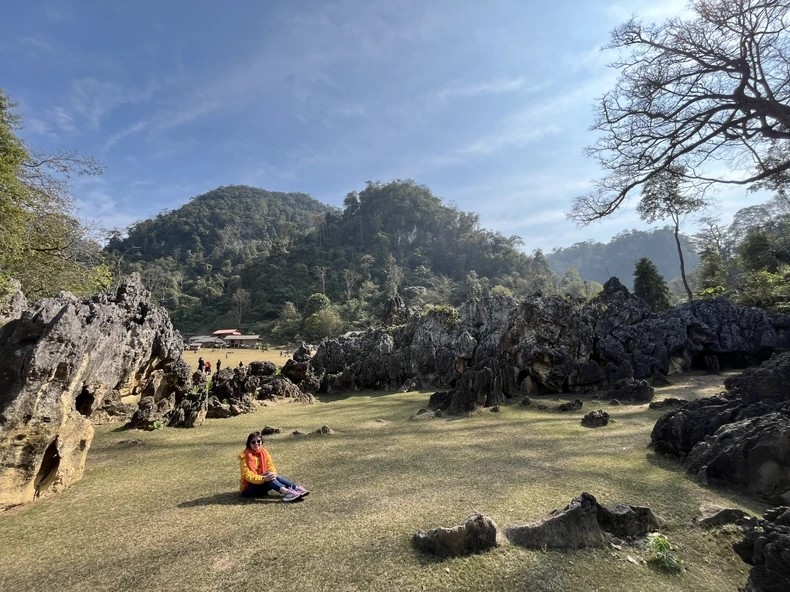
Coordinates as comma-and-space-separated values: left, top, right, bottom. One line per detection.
178, 491, 281, 507
315, 389, 413, 404
644, 450, 768, 514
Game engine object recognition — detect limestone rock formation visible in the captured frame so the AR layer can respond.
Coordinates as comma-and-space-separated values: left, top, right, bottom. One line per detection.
382, 294, 410, 327
733, 507, 790, 592
652, 352, 790, 504
0, 275, 188, 509
412, 512, 498, 557
684, 414, 790, 504
0, 279, 27, 326
311, 278, 788, 415
696, 505, 750, 528
503, 492, 662, 549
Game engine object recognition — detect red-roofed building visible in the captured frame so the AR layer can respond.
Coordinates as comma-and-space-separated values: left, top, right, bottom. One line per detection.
212, 329, 241, 337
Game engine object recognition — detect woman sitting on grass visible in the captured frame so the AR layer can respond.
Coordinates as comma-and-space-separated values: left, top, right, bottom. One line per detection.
238, 431, 309, 502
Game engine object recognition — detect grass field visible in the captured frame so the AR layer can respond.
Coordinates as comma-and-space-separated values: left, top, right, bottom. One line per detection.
182, 347, 296, 373
0, 372, 760, 592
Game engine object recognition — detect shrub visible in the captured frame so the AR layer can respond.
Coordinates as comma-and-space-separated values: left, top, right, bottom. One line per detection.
645, 533, 683, 573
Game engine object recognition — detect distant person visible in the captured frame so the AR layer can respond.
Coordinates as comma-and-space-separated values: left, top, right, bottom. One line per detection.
197, 357, 204, 373
204, 360, 212, 374
238, 431, 308, 502
239, 361, 244, 368
225, 352, 230, 359
216, 359, 221, 373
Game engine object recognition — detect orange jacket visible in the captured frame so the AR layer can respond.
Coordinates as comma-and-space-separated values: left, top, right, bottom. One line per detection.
238, 448, 277, 492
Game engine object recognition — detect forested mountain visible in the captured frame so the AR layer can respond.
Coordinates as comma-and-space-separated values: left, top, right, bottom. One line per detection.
105, 185, 335, 332
106, 181, 567, 337
545, 228, 699, 289
107, 185, 333, 265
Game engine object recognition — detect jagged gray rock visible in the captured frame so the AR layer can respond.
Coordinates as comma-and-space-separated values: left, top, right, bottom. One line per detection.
0, 279, 27, 326
684, 414, 790, 504
581, 410, 610, 427
696, 505, 750, 528
0, 274, 188, 509
652, 352, 790, 504
733, 507, 790, 592
311, 278, 788, 415
504, 492, 662, 549
412, 512, 498, 557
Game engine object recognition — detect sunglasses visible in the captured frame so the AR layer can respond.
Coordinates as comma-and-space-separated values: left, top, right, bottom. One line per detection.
250, 439, 262, 445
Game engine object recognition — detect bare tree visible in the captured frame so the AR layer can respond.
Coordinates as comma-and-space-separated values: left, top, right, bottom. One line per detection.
312, 265, 329, 294
341, 268, 359, 302
570, 0, 790, 223
231, 288, 251, 327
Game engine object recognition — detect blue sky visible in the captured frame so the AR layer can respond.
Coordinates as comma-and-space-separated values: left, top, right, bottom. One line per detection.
0, 0, 759, 251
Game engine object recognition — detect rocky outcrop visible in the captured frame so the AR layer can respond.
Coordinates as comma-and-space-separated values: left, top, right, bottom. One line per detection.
696, 505, 750, 528
311, 326, 413, 391
733, 507, 790, 592
651, 352, 790, 504
684, 414, 790, 504
0, 279, 27, 326
382, 294, 411, 327
412, 513, 498, 557
504, 492, 662, 549
0, 275, 188, 510
311, 278, 788, 414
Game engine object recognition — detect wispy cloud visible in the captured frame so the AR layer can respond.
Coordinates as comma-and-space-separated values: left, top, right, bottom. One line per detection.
42, 2, 76, 23
602, 0, 691, 24
104, 119, 149, 150
433, 77, 546, 101
48, 106, 77, 134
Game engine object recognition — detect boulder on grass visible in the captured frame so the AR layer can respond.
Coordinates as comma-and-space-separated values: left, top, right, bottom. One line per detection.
696, 505, 750, 528
504, 492, 603, 549
581, 410, 610, 428
413, 513, 498, 557
683, 413, 790, 505
504, 492, 663, 549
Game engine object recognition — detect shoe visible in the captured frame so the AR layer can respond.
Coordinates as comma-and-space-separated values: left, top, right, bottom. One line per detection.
294, 485, 310, 497
282, 489, 301, 502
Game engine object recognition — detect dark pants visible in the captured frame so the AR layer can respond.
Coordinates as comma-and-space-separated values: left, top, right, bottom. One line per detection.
241, 476, 296, 497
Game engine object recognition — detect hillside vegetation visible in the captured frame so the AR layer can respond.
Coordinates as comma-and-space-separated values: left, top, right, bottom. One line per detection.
545, 228, 699, 291
107, 181, 587, 336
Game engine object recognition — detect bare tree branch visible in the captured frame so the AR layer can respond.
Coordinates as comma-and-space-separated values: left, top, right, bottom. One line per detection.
571, 0, 790, 224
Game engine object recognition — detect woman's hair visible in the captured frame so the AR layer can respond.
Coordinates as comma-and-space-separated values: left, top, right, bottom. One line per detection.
245, 431, 263, 449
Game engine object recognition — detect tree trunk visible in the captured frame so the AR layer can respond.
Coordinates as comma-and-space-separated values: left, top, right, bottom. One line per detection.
674, 219, 693, 302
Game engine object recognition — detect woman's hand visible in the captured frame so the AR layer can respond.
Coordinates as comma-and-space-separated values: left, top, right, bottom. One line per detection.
263, 471, 277, 481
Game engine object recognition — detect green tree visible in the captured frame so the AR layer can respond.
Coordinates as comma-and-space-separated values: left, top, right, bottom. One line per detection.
305, 292, 331, 316
303, 307, 344, 341
0, 89, 107, 299
694, 216, 732, 296
273, 301, 302, 340
525, 249, 556, 294
633, 258, 671, 312
637, 166, 705, 302
464, 270, 485, 300
559, 267, 586, 298
737, 229, 780, 273
384, 255, 403, 297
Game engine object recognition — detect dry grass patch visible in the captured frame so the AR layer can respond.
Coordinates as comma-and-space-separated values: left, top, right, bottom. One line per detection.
182, 347, 294, 372
0, 374, 761, 592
